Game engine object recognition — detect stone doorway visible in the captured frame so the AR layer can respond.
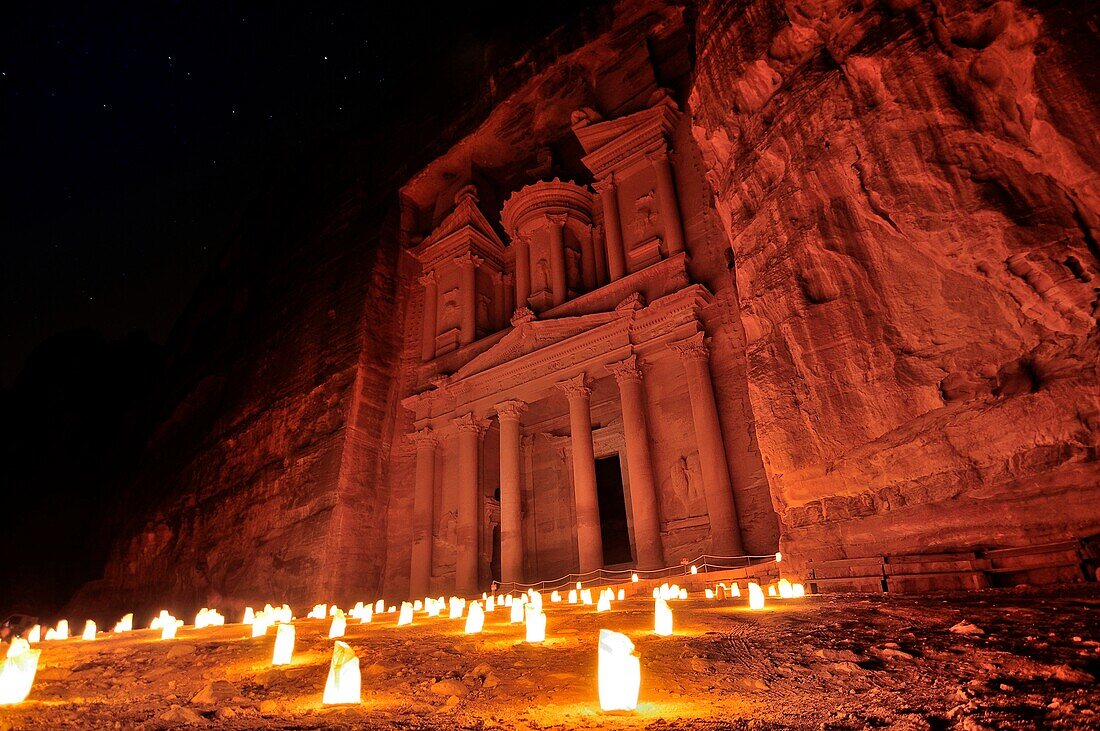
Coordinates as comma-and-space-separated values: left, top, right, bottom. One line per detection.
594, 455, 632, 566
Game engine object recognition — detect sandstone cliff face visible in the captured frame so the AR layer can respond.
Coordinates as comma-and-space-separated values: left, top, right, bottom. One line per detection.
72, 0, 1099, 615
69, 162, 408, 616
689, 0, 1100, 566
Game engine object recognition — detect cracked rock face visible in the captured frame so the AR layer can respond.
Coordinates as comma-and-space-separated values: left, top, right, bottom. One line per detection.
689, 0, 1099, 563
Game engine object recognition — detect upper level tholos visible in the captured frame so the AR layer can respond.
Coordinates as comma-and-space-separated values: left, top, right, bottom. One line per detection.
409, 96, 689, 369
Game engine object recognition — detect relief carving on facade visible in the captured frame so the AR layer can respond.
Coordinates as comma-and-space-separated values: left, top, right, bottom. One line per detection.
663, 452, 707, 520
632, 189, 659, 236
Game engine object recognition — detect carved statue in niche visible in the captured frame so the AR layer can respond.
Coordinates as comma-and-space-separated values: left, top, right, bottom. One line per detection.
662, 453, 706, 519
565, 247, 581, 289
632, 190, 659, 236
441, 288, 460, 328
476, 293, 491, 326
432, 508, 458, 568
534, 257, 550, 292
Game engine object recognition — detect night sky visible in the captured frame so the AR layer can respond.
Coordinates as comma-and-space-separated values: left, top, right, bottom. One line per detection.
1, 1, 597, 387
0, 0, 601, 616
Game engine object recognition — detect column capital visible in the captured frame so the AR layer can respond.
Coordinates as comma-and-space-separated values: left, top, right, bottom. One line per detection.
669, 332, 709, 362
606, 354, 643, 384
453, 412, 490, 435
545, 212, 569, 228
418, 270, 439, 288
556, 372, 592, 401
454, 251, 483, 270
592, 173, 617, 194
495, 400, 528, 422
409, 427, 439, 448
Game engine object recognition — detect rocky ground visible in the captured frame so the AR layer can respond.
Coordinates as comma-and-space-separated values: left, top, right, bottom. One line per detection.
1, 585, 1098, 730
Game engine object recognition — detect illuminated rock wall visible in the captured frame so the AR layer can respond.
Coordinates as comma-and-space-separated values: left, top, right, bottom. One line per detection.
689, 0, 1100, 566
73, 0, 1098, 615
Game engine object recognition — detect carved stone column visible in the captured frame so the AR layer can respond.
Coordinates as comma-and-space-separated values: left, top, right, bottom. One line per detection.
454, 412, 489, 595
557, 373, 604, 573
546, 214, 568, 307
513, 235, 531, 312
591, 224, 608, 286
606, 355, 664, 569
670, 333, 744, 555
647, 149, 685, 256
578, 222, 598, 292
409, 427, 438, 598
594, 176, 626, 280
455, 253, 481, 346
419, 271, 438, 362
503, 273, 515, 323
495, 400, 527, 584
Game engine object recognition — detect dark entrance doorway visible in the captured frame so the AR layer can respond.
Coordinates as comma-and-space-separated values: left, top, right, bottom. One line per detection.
594, 455, 632, 566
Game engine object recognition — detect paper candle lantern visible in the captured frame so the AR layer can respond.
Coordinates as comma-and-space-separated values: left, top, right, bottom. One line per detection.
525, 605, 546, 643
581, 589, 594, 606
413, 600, 423, 611
705, 589, 714, 599
598, 629, 640, 711
793, 583, 806, 598
617, 589, 625, 601
322, 641, 361, 705
54, 620, 69, 640
0, 639, 41, 705
596, 592, 611, 612
26, 626, 40, 644
113, 613, 133, 633
767, 585, 777, 597
81, 621, 96, 641
328, 610, 347, 639
449, 597, 465, 619
748, 582, 765, 610
252, 616, 270, 638
485, 596, 495, 613
272, 623, 295, 665
731, 583, 741, 598
550, 591, 561, 603
397, 602, 413, 626
161, 617, 183, 640
509, 598, 524, 623
654, 597, 673, 636
631, 573, 639, 583
243, 607, 255, 625
568, 589, 578, 604
778, 579, 793, 599
375, 599, 385, 614
361, 605, 373, 624
690, 565, 698, 575
464, 601, 485, 634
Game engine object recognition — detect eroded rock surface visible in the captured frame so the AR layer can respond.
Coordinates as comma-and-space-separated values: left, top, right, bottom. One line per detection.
689, 0, 1100, 566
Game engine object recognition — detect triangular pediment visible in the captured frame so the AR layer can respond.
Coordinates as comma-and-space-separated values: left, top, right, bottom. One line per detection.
452, 311, 621, 380
572, 99, 679, 158
414, 186, 505, 263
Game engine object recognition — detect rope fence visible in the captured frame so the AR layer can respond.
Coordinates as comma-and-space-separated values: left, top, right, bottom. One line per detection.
492, 553, 778, 594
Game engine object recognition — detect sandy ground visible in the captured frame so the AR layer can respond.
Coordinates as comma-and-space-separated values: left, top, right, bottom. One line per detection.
1, 585, 1097, 730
